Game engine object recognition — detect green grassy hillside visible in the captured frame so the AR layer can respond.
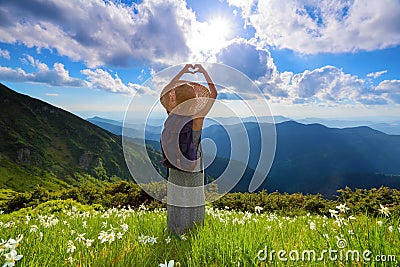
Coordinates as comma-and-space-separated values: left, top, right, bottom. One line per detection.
0, 83, 156, 192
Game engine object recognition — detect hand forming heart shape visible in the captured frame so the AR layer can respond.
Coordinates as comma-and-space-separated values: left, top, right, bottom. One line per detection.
187, 64, 199, 74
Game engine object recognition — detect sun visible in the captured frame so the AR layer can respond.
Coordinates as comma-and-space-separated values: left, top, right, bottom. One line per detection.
189, 16, 233, 58
207, 17, 231, 41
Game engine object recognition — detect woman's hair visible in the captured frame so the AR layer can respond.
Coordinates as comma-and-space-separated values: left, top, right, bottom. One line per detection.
174, 83, 196, 105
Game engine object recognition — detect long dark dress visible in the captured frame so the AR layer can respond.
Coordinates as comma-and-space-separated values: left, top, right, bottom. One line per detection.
167, 129, 205, 235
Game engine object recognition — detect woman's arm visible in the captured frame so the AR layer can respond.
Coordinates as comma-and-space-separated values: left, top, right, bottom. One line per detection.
195, 64, 217, 99
192, 64, 218, 130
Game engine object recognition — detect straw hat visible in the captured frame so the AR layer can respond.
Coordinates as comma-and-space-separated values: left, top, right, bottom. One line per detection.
160, 80, 210, 115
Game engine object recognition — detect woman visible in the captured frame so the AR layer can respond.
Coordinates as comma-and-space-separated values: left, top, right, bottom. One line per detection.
160, 64, 217, 235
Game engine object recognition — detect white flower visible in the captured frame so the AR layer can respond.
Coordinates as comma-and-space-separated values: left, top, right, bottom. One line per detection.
102, 221, 108, 228
3, 250, 23, 267
85, 239, 94, 248
334, 217, 347, 227
388, 226, 393, 232
138, 235, 157, 245
348, 230, 354, 235
120, 223, 128, 232
106, 231, 115, 244
159, 260, 175, 267
336, 203, 350, 213
82, 221, 87, 228
309, 221, 316, 230
66, 256, 74, 264
378, 204, 390, 217
117, 232, 124, 239
75, 233, 86, 243
147, 236, 157, 244
165, 237, 171, 244
99, 232, 111, 244
377, 220, 383, 226
180, 234, 187, 241
323, 233, 329, 239
25, 215, 31, 225
329, 209, 338, 217
67, 240, 76, 253
98, 231, 107, 243
138, 235, 147, 244
348, 215, 356, 220
3, 235, 23, 250
139, 203, 148, 211
254, 206, 263, 214
30, 225, 39, 233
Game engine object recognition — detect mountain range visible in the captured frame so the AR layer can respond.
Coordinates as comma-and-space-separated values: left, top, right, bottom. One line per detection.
88, 112, 400, 196
1, 83, 399, 198
88, 115, 400, 135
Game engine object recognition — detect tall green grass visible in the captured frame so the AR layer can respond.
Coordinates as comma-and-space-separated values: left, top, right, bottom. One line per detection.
1, 199, 399, 266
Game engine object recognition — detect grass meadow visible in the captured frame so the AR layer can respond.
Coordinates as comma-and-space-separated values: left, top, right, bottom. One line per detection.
0, 199, 399, 267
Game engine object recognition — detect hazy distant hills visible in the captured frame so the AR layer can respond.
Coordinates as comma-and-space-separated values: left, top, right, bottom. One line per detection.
88, 115, 400, 136
0, 83, 154, 191
89, 114, 400, 196
297, 117, 400, 135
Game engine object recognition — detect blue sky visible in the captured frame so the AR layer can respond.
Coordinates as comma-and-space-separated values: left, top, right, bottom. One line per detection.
0, 0, 399, 121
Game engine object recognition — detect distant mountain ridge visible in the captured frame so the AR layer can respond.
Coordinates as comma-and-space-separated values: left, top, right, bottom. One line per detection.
297, 117, 400, 135
89, 116, 400, 196
88, 115, 400, 136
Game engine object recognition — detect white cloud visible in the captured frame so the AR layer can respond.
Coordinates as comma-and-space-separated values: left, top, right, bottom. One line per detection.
45, 93, 59, 97
81, 68, 154, 96
0, 58, 86, 87
0, 0, 201, 67
374, 80, 400, 103
0, 53, 153, 95
0, 48, 10, 59
0, 0, 242, 67
228, 0, 400, 54
215, 38, 275, 80
255, 64, 400, 105
375, 80, 400, 92
212, 39, 290, 99
367, 70, 387, 79
291, 66, 365, 101
226, 0, 257, 27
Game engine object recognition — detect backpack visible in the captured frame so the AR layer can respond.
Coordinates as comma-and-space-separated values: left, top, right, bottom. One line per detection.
160, 113, 197, 172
